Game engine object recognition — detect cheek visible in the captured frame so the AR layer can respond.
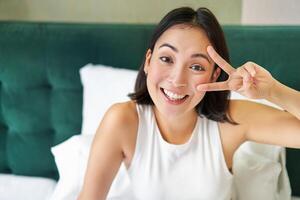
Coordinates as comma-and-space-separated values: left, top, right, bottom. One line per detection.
147, 63, 168, 85
148, 69, 163, 85
191, 75, 212, 91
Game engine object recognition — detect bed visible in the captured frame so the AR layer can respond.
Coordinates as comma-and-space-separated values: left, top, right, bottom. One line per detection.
0, 22, 299, 199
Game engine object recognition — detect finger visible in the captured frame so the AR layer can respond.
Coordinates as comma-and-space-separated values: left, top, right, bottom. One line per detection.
244, 62, 257, 77
237, 67, 251, 82
207, 46, 235, 75
228, 78, 243, 91
197, 81, 229, 91
238, 67, 254, 90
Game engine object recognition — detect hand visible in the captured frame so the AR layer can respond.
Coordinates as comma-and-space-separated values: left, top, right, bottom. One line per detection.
197, 46, 276, 99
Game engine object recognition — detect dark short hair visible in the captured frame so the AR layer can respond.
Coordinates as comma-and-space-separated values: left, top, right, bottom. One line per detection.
128, 7, 235, 124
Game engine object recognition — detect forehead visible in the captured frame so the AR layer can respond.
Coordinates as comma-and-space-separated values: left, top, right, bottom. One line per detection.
155, 24, 211, 51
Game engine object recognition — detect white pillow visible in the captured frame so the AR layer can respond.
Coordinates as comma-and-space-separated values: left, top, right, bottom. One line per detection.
230, 91, 291, 200
232, 150, 282, 200
80, 63, 138, 135
50, 135, 132, 200
50, 135, 89, 200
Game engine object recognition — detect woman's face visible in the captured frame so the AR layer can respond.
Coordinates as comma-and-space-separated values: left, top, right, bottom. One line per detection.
144, 25, 220, 118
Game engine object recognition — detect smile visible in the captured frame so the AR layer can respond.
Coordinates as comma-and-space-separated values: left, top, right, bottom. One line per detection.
160, 88, 189, 104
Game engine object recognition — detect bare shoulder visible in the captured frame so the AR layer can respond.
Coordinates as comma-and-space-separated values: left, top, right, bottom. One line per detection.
101, 100, 138, 127
93, 100, 138, 151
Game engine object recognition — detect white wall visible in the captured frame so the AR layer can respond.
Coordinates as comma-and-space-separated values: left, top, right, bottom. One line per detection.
242, 0, 300, 24
0, 0, 241, 24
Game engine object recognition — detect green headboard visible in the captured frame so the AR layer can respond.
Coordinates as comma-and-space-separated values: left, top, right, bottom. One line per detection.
0, 22, 299, 195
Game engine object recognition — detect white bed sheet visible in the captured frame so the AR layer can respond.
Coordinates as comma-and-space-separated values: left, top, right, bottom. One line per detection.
0, 173, 300, 200
0, 174, 57, 200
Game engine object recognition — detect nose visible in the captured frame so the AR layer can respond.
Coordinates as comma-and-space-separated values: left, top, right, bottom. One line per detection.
168, 67, 187, 87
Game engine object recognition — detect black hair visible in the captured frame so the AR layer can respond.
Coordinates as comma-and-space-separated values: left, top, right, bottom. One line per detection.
128, 7, 236, 124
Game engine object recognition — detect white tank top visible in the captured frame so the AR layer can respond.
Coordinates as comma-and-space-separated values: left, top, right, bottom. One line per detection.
107, 104, 233, 200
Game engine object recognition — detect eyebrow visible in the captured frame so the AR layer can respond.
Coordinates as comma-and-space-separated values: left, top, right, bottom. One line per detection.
158, 43, 211, 63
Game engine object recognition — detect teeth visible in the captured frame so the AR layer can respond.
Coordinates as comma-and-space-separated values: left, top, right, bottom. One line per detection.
163, 89, 186, 100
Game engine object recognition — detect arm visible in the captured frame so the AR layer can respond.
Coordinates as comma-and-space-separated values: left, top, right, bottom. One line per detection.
231, 100, 300, 148
245, 80, 300, 148
78, 103, 133, 200
198, 46, 300, 148
267, 80, 300, 120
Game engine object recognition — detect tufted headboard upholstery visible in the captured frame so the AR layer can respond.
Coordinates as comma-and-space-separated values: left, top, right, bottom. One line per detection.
0, 22, 299, 195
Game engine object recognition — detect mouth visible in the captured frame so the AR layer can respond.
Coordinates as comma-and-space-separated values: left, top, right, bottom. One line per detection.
160, 88, 189, 105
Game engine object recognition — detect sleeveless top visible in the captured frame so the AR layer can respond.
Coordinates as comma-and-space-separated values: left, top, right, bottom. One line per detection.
107, 104, 233, 200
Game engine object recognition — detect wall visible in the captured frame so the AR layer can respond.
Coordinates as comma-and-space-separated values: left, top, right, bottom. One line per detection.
0, 0, 241, 24
242, 0, 300, 25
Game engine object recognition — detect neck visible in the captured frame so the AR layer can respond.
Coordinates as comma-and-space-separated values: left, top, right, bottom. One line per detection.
152, 106, 198, 144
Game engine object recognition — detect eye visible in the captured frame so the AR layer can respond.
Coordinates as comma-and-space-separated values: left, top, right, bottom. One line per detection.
159, 56, 173, 64
190, 64, 205, 72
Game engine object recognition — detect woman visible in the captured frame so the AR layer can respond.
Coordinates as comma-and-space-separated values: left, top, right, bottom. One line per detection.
78, 7, 300, 200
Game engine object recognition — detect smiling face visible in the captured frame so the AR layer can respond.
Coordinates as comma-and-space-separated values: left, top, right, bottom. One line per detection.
144, 24, 220, 118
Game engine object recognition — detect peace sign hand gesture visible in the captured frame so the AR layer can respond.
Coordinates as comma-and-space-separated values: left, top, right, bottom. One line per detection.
197, 46, 276, 100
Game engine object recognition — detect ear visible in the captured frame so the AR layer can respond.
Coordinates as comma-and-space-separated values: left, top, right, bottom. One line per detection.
144, 49, 152, 74
212, 67, 221, 82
